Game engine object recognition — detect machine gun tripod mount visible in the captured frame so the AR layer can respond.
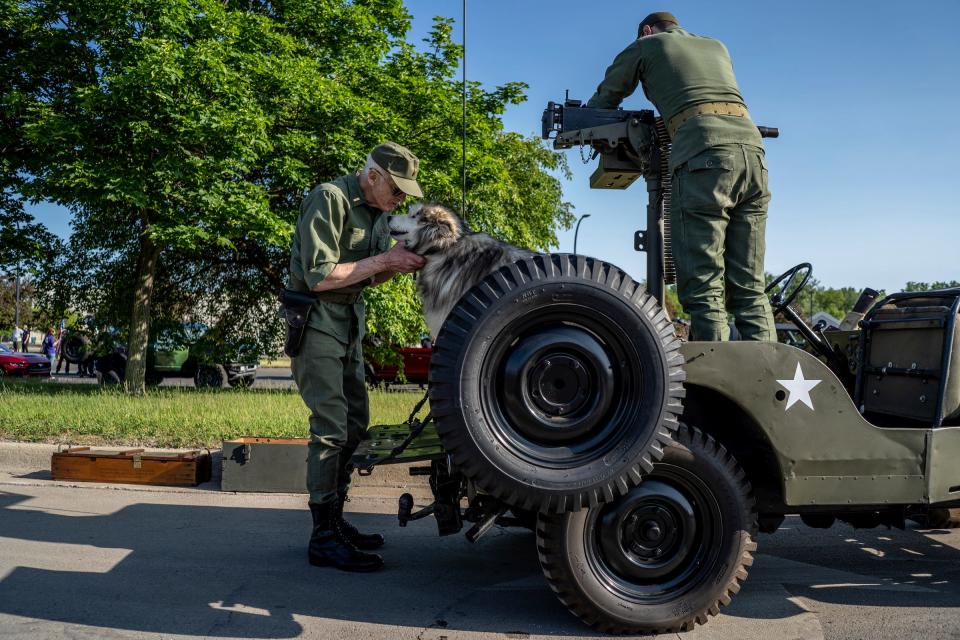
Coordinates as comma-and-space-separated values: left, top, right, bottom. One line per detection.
541, 97, 778, 305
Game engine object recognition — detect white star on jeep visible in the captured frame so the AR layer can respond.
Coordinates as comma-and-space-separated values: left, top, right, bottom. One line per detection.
776, 362, 822, 411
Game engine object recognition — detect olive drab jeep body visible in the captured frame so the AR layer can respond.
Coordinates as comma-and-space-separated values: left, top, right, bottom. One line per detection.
352, 99, 960, 635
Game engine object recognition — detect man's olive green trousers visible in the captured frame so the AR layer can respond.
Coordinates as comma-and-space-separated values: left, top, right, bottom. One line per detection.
292, 322, 368, 505
671, 142, 776, 341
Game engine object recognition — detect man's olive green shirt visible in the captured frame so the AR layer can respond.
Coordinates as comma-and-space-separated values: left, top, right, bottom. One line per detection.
586, 27, 762, 168
288, 173, 392, 342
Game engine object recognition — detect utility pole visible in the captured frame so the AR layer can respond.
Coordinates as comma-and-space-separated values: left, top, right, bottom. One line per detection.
14, 219, 21, 329
573, 213, 591, 254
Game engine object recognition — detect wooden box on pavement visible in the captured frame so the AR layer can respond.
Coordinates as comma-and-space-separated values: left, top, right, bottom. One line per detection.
51, 447, 211, 486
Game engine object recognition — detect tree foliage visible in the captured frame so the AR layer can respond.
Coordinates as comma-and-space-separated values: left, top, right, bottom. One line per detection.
4, 1, 573, 390
903, 281, 960, 292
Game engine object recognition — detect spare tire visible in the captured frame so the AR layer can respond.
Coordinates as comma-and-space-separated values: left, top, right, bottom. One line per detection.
63, 333, 91, 364
429, 254, 685, 513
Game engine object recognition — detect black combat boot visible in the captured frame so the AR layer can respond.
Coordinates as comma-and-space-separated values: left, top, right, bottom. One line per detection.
308, 501, 383, 572
335, 490, 385, 550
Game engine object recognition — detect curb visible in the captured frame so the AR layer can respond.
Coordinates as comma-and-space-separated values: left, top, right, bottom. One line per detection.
0, 440, 429, 492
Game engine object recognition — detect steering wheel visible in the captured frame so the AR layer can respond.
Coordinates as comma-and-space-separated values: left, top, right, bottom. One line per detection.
765, 263, 812, 315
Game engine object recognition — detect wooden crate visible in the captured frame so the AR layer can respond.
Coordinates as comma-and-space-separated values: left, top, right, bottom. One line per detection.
51, 447, 212, 487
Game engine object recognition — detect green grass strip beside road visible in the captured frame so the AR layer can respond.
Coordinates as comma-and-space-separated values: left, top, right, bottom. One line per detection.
0, 379, 428, 449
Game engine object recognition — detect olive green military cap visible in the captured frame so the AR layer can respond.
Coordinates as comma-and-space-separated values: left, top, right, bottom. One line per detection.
638, 11, 679, 37
371, 141, 423, 198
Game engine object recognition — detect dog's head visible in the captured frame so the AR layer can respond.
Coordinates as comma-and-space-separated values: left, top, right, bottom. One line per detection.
387, 203, 466, 255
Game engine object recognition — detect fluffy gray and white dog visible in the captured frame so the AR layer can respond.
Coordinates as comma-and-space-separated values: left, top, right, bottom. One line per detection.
388, 203, 534, 338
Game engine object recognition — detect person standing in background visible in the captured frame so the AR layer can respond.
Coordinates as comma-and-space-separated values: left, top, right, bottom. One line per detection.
55, 327, 72, 375
21, 327, 30, 352
11, 326, 22, 352
42, 327, 57, 372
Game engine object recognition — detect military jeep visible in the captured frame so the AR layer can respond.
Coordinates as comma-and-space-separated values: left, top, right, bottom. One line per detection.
353, 100, 960, 635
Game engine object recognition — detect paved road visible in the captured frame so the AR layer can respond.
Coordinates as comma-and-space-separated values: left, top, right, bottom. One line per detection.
1, 474, 959, 639
47, 367, 297, 390
48, 367, 424, 392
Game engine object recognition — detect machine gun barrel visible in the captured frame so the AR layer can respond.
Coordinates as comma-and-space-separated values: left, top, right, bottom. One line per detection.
758, 126, 779, 138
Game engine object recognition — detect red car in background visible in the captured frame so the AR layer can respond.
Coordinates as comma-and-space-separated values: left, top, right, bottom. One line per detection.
364, 347, 431, 386
0, 344, 51, 377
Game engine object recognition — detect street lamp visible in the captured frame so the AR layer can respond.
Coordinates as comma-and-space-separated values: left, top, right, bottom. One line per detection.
573, 213, 591, 255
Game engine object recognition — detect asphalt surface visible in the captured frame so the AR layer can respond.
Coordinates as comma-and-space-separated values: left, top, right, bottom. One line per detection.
47, 366, 298, 390
1, 471, 960, 640
45, 366, 426, 392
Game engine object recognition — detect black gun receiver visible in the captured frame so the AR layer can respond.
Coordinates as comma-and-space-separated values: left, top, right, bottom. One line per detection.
542, 99, 658, 189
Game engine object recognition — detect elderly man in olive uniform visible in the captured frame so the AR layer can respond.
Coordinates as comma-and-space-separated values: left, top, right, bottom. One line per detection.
587, 11, 775, 341
289, 142, 425, 572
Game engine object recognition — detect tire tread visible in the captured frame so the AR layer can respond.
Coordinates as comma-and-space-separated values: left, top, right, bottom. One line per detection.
535, 424, 758, 635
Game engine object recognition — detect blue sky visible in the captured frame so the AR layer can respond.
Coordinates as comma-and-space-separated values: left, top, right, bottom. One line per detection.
403, 0, 960, 292
27, 1, 960, 292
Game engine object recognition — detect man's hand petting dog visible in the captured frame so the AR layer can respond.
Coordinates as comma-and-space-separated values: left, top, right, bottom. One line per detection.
377, 242, 425, 273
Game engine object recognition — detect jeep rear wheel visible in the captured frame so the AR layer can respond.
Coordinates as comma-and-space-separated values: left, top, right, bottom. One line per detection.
429, 255, 684, 513
63, 334, 90, 364
194, 364, 227, 389
536, 425, 757, 635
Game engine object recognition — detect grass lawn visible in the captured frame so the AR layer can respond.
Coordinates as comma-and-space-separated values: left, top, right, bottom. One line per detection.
0, 378, 427, 448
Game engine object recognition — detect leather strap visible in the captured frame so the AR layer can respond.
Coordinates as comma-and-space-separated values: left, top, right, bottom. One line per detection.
667, 102, 749, 139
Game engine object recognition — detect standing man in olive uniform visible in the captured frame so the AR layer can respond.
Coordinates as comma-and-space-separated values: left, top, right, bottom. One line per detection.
289, 142, 425, 572
587, 11, 776, 342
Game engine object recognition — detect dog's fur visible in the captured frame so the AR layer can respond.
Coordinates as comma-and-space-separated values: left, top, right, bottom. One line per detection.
388, 203, 534, 338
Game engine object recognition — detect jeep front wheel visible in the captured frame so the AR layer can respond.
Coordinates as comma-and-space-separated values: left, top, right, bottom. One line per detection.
536, 425, 757, 634
429, 254, 685, 513
194, 364, 227, 389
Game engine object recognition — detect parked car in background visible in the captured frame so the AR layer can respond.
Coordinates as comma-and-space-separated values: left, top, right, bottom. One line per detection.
95, 323, 259, 388
0, 343, 51, 377
365, 346, 431, 387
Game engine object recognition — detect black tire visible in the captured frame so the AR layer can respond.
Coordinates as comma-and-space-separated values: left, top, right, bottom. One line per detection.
911, 508, 960, 529
429, 255, 685, 513
228, 375, 255, 389
63, 334, 90, 364
536, 425, 757, 635
194, 364, 227, 389
98, 369, 122, 385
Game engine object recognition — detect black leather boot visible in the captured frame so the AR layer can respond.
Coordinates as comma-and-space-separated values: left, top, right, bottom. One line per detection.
308, 501, 383, 572
335, 491, 385, 550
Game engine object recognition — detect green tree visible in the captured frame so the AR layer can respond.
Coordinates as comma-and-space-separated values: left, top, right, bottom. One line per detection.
8, 2, 572, 389
904, 281, 960, 292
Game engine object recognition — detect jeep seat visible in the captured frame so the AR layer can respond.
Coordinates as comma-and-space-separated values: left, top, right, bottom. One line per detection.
857, 289, 960, 425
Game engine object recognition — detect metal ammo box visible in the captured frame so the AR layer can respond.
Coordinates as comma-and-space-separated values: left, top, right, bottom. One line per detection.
220, 437, 308, 493
857, 289, 960, 425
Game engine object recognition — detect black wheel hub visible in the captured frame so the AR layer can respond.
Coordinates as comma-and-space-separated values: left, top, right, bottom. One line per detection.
599, 480, 697, 581
529, 354, 589, 416
500, 325, 615, 444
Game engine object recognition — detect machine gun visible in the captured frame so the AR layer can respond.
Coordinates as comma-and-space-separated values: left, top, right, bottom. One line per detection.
541, 97, 778, 304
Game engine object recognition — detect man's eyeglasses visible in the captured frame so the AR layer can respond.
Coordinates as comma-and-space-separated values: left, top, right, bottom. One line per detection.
377, 169, 405, 199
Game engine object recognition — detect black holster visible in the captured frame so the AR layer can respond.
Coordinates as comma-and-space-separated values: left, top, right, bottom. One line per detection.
280, 289, 318, 358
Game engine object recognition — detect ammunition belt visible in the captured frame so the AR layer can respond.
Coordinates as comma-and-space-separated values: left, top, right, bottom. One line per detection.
667, 102, 750, 139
